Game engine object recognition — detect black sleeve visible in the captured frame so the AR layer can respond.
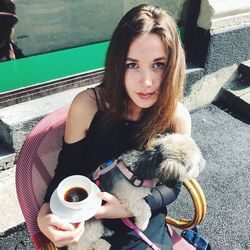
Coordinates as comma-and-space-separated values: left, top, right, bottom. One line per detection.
43, 137, 90, 203
144, 182, 182, 215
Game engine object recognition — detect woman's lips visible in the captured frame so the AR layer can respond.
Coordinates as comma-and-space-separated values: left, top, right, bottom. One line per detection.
137, 92, 154, 99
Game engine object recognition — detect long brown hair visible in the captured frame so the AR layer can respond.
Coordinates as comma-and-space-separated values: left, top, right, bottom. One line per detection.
101, 4, 186, 149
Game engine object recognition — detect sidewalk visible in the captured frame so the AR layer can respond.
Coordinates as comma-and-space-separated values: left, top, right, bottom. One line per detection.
169, 103, 250, 250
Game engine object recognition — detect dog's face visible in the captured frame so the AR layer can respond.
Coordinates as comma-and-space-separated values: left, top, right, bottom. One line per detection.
149, 134, 206, 184
119, 133, 205, 186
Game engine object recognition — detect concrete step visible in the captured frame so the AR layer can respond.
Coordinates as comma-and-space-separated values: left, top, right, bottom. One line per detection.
0, 145, 16, 171
216, 79, 250, 123
214, 60, 250, 123
238, 60, 250, 84
0, 167, 25, 233
0, 84, 96, 155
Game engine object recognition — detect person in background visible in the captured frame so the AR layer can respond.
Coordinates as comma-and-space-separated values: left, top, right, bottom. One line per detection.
0, 0, 24, 62
37, 4, 190, 250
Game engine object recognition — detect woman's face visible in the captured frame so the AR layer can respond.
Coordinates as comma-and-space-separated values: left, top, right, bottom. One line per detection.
124, 33, 166, 117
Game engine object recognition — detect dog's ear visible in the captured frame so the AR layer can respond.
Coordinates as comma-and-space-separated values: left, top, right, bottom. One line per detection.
142, 145, 165, 168
155, 159, 186, 185
154, 145, 164, 160
132, 147, 164, 179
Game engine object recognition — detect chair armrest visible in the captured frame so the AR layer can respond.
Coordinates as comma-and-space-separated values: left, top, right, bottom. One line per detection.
40, 242, 57, 250
166, 178, 207, 230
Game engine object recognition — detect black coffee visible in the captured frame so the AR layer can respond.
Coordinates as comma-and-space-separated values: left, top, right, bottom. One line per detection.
64, 187, 88, 202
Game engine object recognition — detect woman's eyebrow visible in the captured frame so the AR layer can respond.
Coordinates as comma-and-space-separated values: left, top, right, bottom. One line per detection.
126, 56, 166, 62
153, 57, 166, 62
126, 57, 138, 62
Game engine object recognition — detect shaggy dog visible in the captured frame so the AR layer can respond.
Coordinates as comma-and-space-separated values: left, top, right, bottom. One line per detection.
69, 133, 205, 250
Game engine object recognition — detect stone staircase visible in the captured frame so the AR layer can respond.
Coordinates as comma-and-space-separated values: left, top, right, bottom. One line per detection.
0, 146, 15, 172
215, 60, 250, 123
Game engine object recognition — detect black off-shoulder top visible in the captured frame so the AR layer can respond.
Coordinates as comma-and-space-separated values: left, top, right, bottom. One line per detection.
44, 91, 181, 249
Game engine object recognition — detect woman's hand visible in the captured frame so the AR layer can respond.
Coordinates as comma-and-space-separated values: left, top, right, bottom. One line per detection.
37, 203, 85, 247
95, 192, 133, 219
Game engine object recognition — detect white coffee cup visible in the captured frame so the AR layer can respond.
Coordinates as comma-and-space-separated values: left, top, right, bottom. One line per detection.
57, 175, 95, 210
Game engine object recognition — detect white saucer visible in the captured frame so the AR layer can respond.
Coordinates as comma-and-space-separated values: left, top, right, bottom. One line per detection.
50, 183, 102, 223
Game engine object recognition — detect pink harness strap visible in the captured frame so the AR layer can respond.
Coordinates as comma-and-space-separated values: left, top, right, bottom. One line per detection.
92, 161, 116, 180
115, 161, 157, 187
92, 160, 160, 249
122, 218, 160, 250
92, 160, 156, 188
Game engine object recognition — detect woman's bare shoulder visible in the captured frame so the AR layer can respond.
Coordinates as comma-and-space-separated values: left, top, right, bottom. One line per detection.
64, 88, 98, 143
172, 102, 191, 135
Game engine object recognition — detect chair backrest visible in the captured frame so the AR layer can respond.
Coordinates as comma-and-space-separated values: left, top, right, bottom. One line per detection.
16, 106, 69, 249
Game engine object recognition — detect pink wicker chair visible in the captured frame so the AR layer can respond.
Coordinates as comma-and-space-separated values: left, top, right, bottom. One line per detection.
16, 106, 206, 250
16, 106, 69, 249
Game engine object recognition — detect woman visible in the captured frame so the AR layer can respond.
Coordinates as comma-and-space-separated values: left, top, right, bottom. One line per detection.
38, 4, 191, 249
0, 0, 24, 62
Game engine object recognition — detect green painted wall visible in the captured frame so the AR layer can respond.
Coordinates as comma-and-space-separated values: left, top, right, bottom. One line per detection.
0, 42, 109, 93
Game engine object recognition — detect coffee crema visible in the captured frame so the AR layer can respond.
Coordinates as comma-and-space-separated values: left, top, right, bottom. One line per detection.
64, 187, 88, 202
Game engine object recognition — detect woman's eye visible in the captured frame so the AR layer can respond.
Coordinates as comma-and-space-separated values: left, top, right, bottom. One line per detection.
153, 62, 165, 69
126, 63, 138, 69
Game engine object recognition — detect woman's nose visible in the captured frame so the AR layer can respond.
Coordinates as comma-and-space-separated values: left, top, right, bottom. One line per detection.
141, 71, 153, 87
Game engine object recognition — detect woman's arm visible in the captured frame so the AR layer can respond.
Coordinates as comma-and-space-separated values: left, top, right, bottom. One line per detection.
43, 89, 98, 202
65, 89, 98, 143
172, 102, 191, 136
144, 182, 182, 215
38, 89, 98, 246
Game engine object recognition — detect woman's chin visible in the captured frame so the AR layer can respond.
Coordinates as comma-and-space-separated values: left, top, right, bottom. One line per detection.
134, 101, 157, 110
